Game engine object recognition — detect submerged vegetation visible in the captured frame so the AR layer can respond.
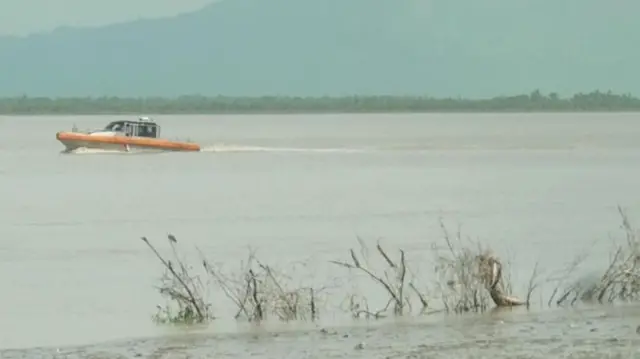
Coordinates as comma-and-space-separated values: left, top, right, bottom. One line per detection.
3, 90, 640, 115
143, 207, 640, 325
549, 207, 640, 306
145, 236, 328, 325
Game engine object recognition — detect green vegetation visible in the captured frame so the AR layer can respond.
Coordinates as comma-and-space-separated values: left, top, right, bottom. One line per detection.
2, 90, 640, 115
145, 208, 640, 325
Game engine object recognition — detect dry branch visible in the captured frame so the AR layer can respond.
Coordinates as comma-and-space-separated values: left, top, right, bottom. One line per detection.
431, 220, 530, 313
552, 206, 640, 306
142, 209, 640, 326
143, 236, 324, 324
198, 247, 323, 322
142, 235, 212, 324
331, 240, 428, 317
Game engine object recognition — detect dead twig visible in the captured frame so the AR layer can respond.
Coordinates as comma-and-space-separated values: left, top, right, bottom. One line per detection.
331, 239, 427, 317
142, 235, 212, 324
553, 206, 640, 306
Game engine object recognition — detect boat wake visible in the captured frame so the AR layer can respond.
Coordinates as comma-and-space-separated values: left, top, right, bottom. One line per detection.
199, 144, 370, 154
60, 144, 372, 155
62, 148, 128, 155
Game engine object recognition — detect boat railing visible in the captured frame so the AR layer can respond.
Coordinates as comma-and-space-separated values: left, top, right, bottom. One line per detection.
67, 124, 197, 144
69, 124, 118, 135
70, 124, 98, 134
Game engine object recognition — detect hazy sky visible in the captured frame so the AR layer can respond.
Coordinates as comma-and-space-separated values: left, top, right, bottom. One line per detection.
0, 0, 215, 35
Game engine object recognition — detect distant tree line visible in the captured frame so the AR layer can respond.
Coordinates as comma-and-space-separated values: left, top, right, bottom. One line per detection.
1, 90, 640, 115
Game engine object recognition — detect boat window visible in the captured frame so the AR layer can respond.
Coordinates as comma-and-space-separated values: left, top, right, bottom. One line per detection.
105, 121, 125, 131
140, 124, 158, 138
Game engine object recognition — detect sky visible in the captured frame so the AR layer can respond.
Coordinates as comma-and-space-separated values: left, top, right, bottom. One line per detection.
0, 0, 215, 35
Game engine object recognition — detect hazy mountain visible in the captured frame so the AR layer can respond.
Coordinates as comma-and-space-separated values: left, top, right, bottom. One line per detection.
0, 0, 638, 98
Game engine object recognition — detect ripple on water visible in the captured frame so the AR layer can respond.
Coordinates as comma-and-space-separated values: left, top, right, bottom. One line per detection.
2, 305, 640, 359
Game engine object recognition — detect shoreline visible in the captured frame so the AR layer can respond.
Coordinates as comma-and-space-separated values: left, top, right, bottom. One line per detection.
2, 91, 640, 115
3, 109, 640, 116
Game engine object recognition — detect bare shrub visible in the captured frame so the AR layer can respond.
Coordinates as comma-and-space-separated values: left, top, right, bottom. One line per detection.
330, 224, 536, 318
543, 247, 591, 307
142, 235, 213, 324
330, 237, 429, 318
142, 206, 640, 325
551, 206, 640, 306
431, 220, 532, 313
199, 248, 325, 322
142, 235, 325, 324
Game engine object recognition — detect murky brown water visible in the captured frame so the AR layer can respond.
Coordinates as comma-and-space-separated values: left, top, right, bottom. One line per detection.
1, 113, 640, 357
3, 306, 640, 358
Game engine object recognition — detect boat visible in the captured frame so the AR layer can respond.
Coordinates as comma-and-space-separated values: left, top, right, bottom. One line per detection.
56, 117, 201, 153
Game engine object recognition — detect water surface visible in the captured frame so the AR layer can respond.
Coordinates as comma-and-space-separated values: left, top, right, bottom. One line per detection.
1, 113, 639, 357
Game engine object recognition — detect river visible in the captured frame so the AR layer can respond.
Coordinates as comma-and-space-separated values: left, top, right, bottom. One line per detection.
0, 113, 639, 358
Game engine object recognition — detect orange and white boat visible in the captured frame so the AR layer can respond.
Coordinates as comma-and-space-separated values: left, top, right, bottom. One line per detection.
56, 117, 200, 153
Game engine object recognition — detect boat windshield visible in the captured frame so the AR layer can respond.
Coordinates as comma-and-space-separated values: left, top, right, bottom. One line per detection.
104, 121, 125, 131
98, 119, 160, 137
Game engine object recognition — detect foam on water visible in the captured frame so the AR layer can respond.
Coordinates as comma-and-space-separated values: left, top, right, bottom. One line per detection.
65, 148, 129, 155
199, 144, 371, 153
63, 147, 169, 155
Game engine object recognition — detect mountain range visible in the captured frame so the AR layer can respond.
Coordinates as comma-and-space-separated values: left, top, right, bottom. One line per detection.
0, 0, 638, 98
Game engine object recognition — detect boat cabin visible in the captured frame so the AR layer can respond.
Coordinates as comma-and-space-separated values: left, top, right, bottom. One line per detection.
104, 117, 160, 138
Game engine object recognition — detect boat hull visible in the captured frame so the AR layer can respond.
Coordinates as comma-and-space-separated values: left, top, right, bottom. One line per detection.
56, 132, 201, 152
